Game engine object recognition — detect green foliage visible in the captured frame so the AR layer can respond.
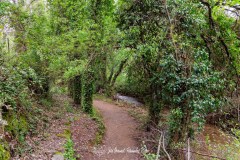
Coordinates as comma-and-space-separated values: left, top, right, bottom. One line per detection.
91, 108, 105, 145
0, 1, 10, 16
0, 67, 31, 109
64, 60, 87, 80
1, 0, 239, 158
61, 129, 76, 160
5, 114, 28, 142
64, 102, 74, 113
39, 98, 52, 109
118, 0, 232, 145
61, 128, 77, 160
0, 2, 52, 153
81, 70, 94, 114
143, 153, 157, 160
157, 51, 225, 141
0, 143, 10, 160
64, 138, 76, 160
211, 2, 240, 75
72, 76, 81, 105
168, 108, 183, 134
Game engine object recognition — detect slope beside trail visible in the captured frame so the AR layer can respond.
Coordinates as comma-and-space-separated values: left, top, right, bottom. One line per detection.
12, 96, 143, 160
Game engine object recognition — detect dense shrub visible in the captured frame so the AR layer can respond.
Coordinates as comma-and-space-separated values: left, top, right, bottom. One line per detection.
73, 75, 82, 105
81, 70, 94, 114
159, 51, 225, 143
0, 61, 46, 155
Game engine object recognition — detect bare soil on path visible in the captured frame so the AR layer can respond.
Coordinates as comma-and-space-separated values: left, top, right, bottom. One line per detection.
91, 100, 144, 160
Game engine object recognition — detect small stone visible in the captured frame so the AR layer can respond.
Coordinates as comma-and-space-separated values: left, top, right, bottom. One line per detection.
52, 154, 64, 160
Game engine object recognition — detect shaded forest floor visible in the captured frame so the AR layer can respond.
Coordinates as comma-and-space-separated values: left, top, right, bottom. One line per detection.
12, 94, 144, 160
103, 95, 240, 159
10, 94, 240, 160
11, 94, 98, 160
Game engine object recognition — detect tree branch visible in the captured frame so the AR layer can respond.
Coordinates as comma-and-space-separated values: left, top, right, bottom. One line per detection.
178, 149, 226, 160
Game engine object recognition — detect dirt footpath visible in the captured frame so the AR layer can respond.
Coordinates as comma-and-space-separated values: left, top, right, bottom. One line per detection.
92, 100, 143, 160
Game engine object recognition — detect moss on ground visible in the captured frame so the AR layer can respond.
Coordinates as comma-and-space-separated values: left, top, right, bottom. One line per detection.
0, 142, 10, 160
57, 128, 71, 139
4, 113, 28, 142
91, 108, 105, 145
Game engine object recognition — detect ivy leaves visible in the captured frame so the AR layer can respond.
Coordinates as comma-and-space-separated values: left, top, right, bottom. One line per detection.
0, 1, 10, 16
158, 50, 225, 135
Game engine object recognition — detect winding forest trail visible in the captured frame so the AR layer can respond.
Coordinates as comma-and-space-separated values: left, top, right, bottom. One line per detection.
91, 100, 143, 160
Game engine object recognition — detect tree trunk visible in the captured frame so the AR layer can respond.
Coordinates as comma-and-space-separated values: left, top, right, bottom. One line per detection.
147, 83, 161, 131
73, 75, 81, 105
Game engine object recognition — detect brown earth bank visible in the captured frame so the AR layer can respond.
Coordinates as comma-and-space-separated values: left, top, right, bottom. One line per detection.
10, 94, 83, 160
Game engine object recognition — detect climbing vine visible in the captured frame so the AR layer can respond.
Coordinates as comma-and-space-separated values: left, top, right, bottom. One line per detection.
0, 0, 239, 159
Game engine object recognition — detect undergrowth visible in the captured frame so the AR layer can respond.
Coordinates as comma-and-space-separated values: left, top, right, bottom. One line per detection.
0, 142, 10, 160
64, 137, 76, 160
58, 128, 77, 160
91, 107, 105, 145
